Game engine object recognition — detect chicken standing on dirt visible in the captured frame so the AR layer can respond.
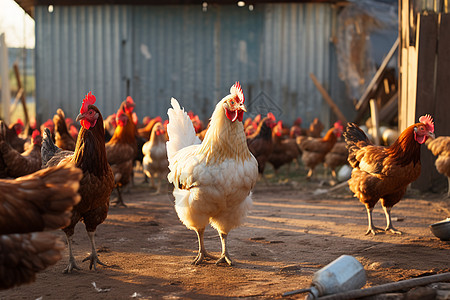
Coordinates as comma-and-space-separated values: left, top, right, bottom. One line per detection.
268, 120, 301, 174
0, 129, 42, 178
106, 108, 136, 207
298, 121, 343, 180
247, 115, 276, 179
166, 82, 258, 266
142, 122, 168, 194
426, 136, 450, 197
324, 141, 348, 183
53, 108, 76, 151
344, 115, 435, 235
41, 92, 115, 273
0, 164, 82, 290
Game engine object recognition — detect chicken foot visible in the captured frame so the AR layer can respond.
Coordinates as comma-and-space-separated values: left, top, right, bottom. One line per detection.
365, 207, 384, 235
382, 206, 402, 234
112, 186, 127, 207
82, 231, 107, 270
63, 234, 81, 273
216, 232, 233, 266
192, 228, 217, 265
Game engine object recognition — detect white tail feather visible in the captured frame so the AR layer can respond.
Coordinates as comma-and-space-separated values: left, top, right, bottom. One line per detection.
166, 97, 202, 160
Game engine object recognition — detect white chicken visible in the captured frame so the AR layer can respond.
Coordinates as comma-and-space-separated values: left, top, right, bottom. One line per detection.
142, 121, 169, 194
166, 82, 258, 266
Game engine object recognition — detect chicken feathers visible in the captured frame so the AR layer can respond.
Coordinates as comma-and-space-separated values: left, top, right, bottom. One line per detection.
344, 116, 435, 235
0, 164, 82, 290
167, 82, 258, 266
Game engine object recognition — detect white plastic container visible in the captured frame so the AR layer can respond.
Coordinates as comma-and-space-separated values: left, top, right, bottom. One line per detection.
305, 255, 366, 299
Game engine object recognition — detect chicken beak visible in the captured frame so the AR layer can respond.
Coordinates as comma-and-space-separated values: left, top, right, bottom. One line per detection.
240, 103, 247, 113
428, 132, 436, 139
75, 113, 84, 122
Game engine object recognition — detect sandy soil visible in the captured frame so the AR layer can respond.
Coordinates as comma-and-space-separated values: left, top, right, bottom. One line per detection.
1, 168, 450, 300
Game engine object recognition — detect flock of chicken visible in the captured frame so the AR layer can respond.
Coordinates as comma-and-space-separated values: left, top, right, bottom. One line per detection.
0, 82, 448, 291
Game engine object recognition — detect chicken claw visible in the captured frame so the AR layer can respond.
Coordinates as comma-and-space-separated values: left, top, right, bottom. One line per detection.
82, 253, 107, 270
385, 226, 402, 235
192, 251, 217, 265
365, 226, 384, 236
216, 255, 233, 266
63, 257, 81, 274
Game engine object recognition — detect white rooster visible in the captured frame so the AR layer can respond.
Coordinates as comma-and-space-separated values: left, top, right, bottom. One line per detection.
166, 82, 258, 266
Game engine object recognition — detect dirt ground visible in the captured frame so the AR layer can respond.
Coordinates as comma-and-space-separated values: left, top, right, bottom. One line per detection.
1, 167, 450, 300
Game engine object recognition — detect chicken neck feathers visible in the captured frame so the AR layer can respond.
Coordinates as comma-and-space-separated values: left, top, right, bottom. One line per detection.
196, 99, 252, 164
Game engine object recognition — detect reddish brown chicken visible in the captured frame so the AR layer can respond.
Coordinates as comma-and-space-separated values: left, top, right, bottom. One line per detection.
344, 115, 435, 235
324, 141, 348, 182
0, 164, 82, 290
53, 108, 76, 151
41, 92, 115, 273
0, 119, 26, 153
298, 121, 344, 180
268, 120, 301, 174
307, 117, 324, 138
426, 136, 450, 197
106, 108, 136, 207
247, 115, 277, 178
0, 129, 42, 178
289, 117, 307, 138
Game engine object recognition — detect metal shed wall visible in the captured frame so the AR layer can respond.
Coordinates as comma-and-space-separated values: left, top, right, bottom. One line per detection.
35, 3, 346, 126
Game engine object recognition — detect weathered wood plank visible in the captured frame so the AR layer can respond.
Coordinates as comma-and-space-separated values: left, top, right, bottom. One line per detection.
412, 13, 440, 192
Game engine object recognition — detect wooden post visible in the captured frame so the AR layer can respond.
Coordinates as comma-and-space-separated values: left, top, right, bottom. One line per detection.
13, 62, 30, 127
0, 33, 10, 123
309, 73, 348, 124
369, 99, 380, 145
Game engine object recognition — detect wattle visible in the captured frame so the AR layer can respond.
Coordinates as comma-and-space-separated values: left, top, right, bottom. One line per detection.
80, 119, 91, 130
225, 109, 238, 122
414, 132, 427, 144
225, 109, 244, 122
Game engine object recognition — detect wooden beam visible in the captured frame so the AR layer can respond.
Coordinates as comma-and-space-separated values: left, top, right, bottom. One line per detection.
369, 98, 380, 145
13, 63, 30, 128
355, 37, 399, 111
365, 91, 398, 125
309, 73, 348, 124
0, 33, 10, 124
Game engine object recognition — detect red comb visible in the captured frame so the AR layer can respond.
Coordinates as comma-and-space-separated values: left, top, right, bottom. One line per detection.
16, 118, 24, 126
32, 129, 40, 139
334, 120, 344, 131
267, 112, 276, 121
80, 92, 96, 114
419, 114, 434, 133
126, 96, 134, 104
230, 82, 244, 103
154, 116, 163, 123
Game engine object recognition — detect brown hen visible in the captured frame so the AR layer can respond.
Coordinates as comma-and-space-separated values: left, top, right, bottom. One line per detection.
344, 115, 435, 235
41, 92, 114, 273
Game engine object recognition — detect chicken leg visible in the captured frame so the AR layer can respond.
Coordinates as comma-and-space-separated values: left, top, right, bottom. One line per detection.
82, 231, 107, 270
192, 228, 217, 265
365, 207, 383, 235
447, 177, 450, 198
63, 234, 81, 273
382, 206, 402, 234
112, 186, 127, 207
216, 232, 233, 266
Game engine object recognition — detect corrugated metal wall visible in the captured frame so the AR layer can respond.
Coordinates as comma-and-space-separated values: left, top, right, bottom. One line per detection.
35, 3, 348, 127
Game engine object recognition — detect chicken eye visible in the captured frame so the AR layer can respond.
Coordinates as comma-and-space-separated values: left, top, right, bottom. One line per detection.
230, 100, 235, 105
